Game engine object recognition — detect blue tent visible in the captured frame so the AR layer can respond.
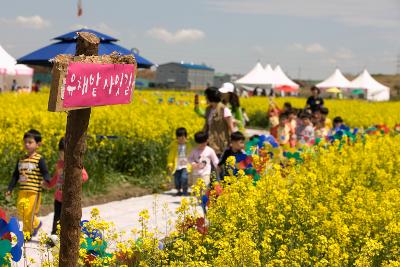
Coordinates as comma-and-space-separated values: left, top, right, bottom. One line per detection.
17, 29, 153, 68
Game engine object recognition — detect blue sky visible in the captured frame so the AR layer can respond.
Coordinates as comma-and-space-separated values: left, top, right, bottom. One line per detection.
1, 0, 400, 79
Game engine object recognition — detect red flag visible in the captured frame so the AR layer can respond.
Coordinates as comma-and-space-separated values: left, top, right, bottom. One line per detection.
77, 0, 83, 17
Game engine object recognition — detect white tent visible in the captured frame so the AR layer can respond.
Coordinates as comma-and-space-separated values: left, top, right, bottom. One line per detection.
235, 62, 277, 87
349, 69, 390, 101
273, 65, 299, 89
264, 64, 275, 80
316, 68, 351, 89
0, 45, 33, 92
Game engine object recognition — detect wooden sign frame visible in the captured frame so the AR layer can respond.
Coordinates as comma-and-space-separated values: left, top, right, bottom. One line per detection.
49, 52, 137, 112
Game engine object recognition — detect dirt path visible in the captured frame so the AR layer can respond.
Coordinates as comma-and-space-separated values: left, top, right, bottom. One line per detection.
19, 191, 199, 266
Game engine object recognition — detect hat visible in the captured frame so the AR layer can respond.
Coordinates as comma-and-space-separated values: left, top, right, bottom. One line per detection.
218, 82, 235, 93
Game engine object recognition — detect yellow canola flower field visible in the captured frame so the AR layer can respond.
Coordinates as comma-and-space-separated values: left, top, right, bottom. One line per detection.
0, 90, 201, 144
2, 90, 400, 266
201, 135, 400, 266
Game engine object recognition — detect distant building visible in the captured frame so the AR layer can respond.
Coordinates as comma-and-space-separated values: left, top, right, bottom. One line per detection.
155, 62, 215, 90
213, 73, 231, 88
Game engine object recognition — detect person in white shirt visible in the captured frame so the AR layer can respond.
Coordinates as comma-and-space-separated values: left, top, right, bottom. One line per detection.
299, 113, 315, 145
189, 131, 219, 187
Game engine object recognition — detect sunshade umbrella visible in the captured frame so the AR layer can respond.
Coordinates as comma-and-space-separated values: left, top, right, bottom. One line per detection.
17, 29, 154, 68
326, 87, 341, 93
275, 85, 297, 93
352, 89, 364, 95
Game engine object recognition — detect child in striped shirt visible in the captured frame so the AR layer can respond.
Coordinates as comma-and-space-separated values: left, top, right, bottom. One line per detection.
6, 129, 50, 239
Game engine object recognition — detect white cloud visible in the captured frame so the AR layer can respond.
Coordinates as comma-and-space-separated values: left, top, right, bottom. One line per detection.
0, 15, 50, 29
290, 42, 326, 54
208, 0, 400, 28
328, 58, 337, 64
147, 27, 205, 44
305, 43, 326, 53
251, 45, 265, 55
96, 23, 118, 35
335, 48, 354, 59
290, 43, 303, 50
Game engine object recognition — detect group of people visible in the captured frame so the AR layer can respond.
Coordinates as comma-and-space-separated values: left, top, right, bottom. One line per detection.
0, 79, 41, 93
4, 130, 88, 245
169, 83, 249, 195
169, 85, 348, 195
167, 128, 245, 196
269, 86, 345, 147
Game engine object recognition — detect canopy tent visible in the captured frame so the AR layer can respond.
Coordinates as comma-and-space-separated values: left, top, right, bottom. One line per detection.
316, 68, 351, 89
349, 69, 390, 101
17, 29, 154, 68
273, 65, 299, 89
0, 45, 33, 92
235, 62, 277, 87
264, 64, 276, 82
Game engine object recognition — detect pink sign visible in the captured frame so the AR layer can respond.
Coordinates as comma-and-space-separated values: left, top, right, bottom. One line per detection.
63, 62, 135, 108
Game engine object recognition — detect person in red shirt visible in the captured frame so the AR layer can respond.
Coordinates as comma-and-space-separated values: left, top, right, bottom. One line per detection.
45, 137, 88, 236
31, 80, 41, 93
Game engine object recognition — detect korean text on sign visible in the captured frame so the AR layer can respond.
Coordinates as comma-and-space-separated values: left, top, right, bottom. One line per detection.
63, 62, 135, 108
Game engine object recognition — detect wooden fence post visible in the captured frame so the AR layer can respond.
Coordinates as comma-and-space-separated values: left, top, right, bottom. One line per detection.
59, 32, 99, 267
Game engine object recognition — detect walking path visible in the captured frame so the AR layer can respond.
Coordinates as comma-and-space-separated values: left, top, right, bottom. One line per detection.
20, 191, 195, 266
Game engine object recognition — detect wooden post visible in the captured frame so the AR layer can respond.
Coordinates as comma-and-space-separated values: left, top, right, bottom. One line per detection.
59, 32, 99, 267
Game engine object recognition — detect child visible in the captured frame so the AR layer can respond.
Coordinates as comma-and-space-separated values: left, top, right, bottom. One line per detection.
287, 110, 298, 147
189, 132, 219, 187
277, 113, 290, 146
46, 137, 88, 238
167, 128, 192, 196
298, 113, 315, 145
218, 131, 246, 177
312, 108, 322, 126
268, 97, 281, 139
332, 116, 344, 131
6, 129, 50, 238
330, 116, 350, 136
283, 102, 292, 113
315, 121, 328, 139
320, 107, 332, 129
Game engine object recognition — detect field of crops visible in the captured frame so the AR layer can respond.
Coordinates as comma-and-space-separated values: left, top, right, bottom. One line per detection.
2, 91, 400, 206
2, 90, 400, 265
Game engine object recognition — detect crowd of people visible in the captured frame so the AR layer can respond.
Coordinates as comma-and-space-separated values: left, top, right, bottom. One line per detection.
169, 85, 349, 197
2, 83, 344, 246
268, 87, 343, 147
269, 86, 346, 147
